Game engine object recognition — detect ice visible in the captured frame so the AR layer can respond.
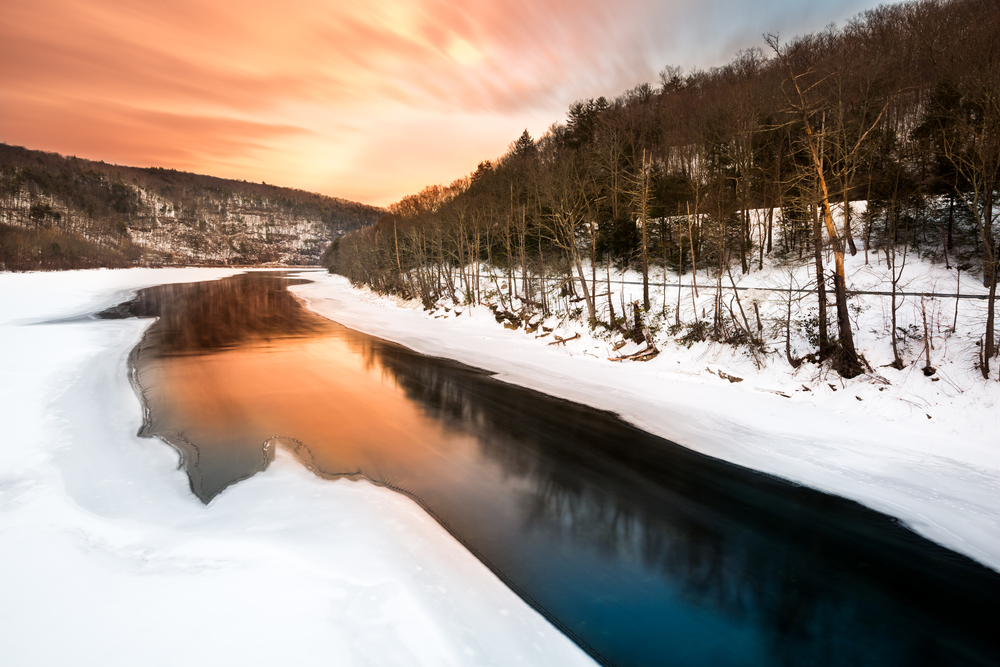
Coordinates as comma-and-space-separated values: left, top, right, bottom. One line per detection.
0, 268, 596, 667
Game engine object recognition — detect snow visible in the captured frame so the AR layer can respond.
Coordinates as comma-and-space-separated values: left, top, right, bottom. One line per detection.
0, 268, 596, 667
2, 257, 997, 666
289, 253, 1000, 574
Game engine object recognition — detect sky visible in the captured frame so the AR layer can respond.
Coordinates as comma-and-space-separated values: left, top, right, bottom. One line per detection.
1, 0, 884, 207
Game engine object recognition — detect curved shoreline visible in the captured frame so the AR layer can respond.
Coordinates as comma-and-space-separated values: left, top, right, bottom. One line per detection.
289, 271, 1000, 574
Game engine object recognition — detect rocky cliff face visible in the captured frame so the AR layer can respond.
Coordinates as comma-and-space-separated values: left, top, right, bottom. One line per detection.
0, 144, 382, 270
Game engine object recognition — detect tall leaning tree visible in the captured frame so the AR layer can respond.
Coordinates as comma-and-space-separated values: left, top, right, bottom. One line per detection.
767, 33, 868, 378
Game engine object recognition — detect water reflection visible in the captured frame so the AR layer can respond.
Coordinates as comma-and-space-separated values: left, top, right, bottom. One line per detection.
112, 273, 1000, 667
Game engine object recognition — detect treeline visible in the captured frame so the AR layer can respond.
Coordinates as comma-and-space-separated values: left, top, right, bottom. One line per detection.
1, 143, 382, 269
325, 0, 999, 378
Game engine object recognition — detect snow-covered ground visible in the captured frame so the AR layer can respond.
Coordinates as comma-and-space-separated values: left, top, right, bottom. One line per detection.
0, 268, 596, 667
2, 260, 996, 667
290, 253, 1000, 574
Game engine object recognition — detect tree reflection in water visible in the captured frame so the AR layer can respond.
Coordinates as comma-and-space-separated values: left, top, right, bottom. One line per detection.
108, 272, 1000, 667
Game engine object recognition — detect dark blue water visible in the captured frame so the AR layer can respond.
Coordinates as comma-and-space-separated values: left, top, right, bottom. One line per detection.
108, 272, 1000, 667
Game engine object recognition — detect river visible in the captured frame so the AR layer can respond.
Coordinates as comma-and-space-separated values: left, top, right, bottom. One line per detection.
104, 271, 1000, 667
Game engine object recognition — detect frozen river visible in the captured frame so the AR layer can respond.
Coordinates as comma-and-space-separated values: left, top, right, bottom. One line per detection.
111, 272, 1000, 667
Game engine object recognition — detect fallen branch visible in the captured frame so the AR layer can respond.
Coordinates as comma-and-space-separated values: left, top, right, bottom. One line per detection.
610, 337, 660, 361
609, 346, 659, 362
548, 333, 581, 346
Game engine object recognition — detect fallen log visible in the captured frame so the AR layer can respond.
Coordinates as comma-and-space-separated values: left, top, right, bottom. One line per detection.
609, 345, 659, 362
547, 333, 581, 346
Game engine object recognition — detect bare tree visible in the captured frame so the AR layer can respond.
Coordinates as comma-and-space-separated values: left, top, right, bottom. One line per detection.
768, 33, 865, 377
538, 149, 597, 322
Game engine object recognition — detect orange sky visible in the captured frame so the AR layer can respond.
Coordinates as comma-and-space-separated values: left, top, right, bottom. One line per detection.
1, 0, 878, 206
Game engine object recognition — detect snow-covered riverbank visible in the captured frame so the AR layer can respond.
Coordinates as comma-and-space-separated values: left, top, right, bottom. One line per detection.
2, 264, 996, 667
0, 268, 595, 667
291, 269, 1000, 573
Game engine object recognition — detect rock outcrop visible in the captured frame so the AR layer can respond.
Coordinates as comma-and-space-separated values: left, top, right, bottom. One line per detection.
0, 143, 382, 270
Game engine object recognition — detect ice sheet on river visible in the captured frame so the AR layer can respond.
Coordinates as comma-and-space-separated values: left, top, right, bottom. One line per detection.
0, 268, 596, 667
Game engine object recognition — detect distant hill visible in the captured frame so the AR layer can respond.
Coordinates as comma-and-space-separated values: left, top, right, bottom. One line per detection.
0, 143, 383, 270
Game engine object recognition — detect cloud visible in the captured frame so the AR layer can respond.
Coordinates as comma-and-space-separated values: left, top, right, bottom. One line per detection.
1, 94, 311, 172
0, 0, 891, 206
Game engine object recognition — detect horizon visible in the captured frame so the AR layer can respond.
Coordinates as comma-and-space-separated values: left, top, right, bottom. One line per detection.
2, 0, 887, 207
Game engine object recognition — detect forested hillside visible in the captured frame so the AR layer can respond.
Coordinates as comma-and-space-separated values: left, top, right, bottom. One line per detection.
0, 144, 382, 270
326, 0, 999, 379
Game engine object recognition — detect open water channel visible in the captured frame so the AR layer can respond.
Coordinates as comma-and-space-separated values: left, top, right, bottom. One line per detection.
105, 271, 1000, 667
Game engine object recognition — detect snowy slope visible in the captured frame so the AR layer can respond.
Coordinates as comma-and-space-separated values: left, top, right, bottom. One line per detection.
0, 268, 596, 667
291, 268, 1000, 574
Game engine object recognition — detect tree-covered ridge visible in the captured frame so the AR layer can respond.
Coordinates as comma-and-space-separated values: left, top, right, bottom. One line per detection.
326, 0, 999, 379
0, 143, 382, 270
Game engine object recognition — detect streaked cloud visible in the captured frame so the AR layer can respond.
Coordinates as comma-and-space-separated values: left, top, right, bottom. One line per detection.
0, 0, 883, 205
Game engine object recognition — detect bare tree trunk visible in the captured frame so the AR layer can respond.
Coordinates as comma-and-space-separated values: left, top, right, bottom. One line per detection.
539, 233, 547, 314
686, 202, 699, 298
518, 206, 531, 300
572, 248, 597, 322
921, 294, 934, 374
953, 267, 961, 332
591, 221, 598, 310
811, 201, 830, 354
843, 193, 858, 256
740, 203, 750, 274
807, 104, 860, 373
785, 272, 800, 367
639, 150, 651, 311
641, 222, 649, 312
506, 191, 513, 303
607, 254, 616, 326
676, 216, 683, 327
767, 203, 773, 255
981, 190, 996, 377
889, 211, 908, 369
662, 217, 668, 309
986, 272, 997, 379
393, 221, 402, 282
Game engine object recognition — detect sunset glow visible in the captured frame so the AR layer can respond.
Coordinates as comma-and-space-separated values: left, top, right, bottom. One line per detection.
1, 0, 876, 205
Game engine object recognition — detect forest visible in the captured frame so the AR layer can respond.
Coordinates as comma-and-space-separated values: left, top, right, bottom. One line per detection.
324, 0, 999, 380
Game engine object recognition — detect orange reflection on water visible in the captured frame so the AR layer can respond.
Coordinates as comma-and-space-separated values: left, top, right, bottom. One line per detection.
136, 294, 482, 501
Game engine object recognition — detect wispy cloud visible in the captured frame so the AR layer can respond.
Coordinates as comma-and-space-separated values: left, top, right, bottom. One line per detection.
0, 0, 882, 205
